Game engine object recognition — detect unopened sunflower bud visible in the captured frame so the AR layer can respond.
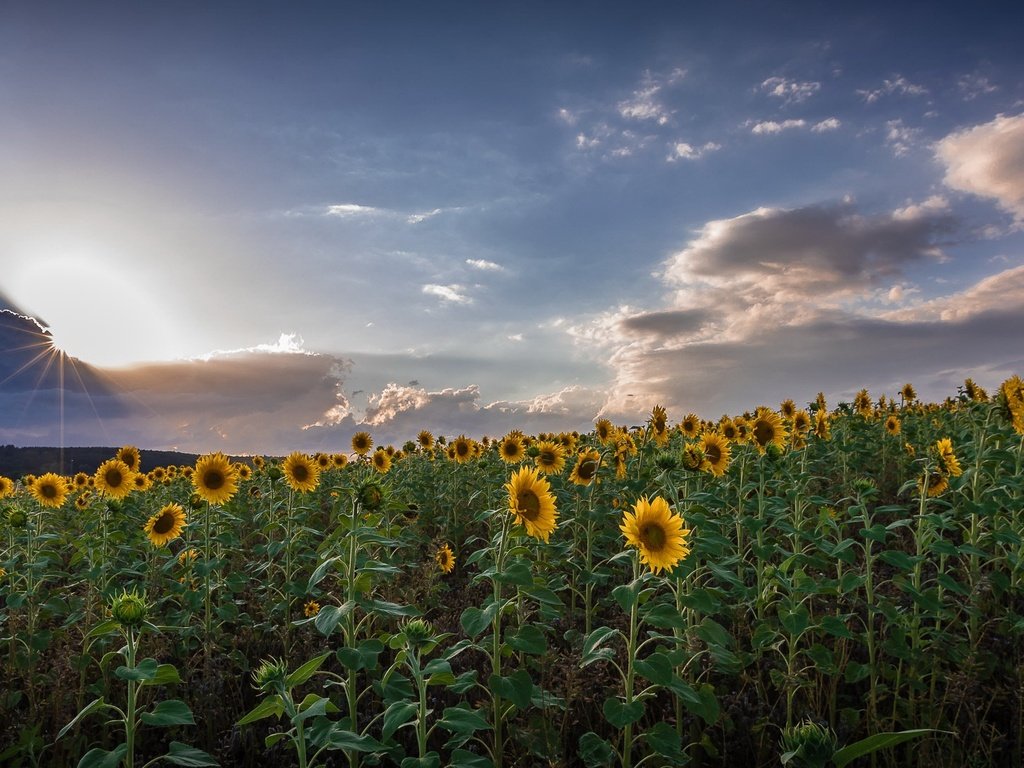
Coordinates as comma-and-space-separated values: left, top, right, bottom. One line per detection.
110, 588, 148, 628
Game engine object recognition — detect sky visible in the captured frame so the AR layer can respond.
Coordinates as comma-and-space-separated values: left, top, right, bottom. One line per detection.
1, 1, 1023, 455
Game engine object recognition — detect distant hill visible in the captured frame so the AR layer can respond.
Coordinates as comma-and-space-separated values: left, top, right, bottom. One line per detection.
0, 445, 245, 478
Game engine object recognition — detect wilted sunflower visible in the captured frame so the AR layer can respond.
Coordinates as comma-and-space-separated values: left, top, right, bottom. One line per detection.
94, 459, 135, 500
620, 496, 691, 575
372, 449, 392, 474
192, 453, 238, 505
417, 430, 435, 450
935, 438, 963, 477
534, 440, 566, 475
0, 476, 14, 498
884, 415, 901, 436
435, 543, 456, 574
498, 433, 526, 464
30, 472, 69, 508
698, 432, 732, 477
116, 445, 141, 472
679, 414, 700, 439
900, 383, 917, 404
963, 378, 988, 402
283, 452, 320, 493
569, 449, 602, 486
451, 435, 474, 464
750, 407, 788, 454
506, 466, 558, 542
351, 431, 373, 456
918, 471, 949, 498
815, 392, 827, 412
144, 503, 186, 547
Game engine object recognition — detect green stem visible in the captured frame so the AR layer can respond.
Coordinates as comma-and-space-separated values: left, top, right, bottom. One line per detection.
622, 555, 640, 768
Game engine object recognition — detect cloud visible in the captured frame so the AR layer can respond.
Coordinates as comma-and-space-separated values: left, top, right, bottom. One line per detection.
325, 203, 381, 217
465, 258, 505, 271
666, 141, 721, 162
750, 119, 807, 135
760, 77, 821, 103
957, 73, 998, 101
857, 75, 928, 103
192, 333, 314, 362
422, 284, 471, 304
885, 119, 922, 156
617, 68, 686, 125
936, 113, 1024, 222
811, 117, 841, 132
883, 264, 1024, 322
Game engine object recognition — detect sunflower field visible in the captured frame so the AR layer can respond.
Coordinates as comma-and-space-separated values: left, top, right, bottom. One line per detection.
2, 376, 1024, 768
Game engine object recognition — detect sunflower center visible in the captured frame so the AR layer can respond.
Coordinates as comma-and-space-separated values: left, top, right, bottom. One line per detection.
540, 450, 556, 465
577, 460, 598, 480
456, 443, 470, 457
203, 470, 225, 490
753, 421, 774, 446
705, 444, 721, 464
154, 512, 175, 534
517, 490, 541, 521
105, 469, 124, 487
639, 522, 667, 552
41, 483, 57, 499
293, 464, 309, 482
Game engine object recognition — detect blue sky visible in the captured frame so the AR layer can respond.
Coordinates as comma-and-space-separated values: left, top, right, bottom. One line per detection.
2, 1, 1023, 453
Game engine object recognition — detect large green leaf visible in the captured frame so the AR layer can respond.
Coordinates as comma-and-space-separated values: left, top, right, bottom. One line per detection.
115, 657, 159, 681
57, 697, 109, 740
602, 697, 644, 728
580, 626, 620, 667
78, 744, 128, 768
506, 624, 547, 655
163, 742, 220, 766
140, 699, 195, 727
578, 732, 615, 767
285, 651, 331, 688
488, 670, 533, 709
236, 696, 284, 726
833, 730, 939, 767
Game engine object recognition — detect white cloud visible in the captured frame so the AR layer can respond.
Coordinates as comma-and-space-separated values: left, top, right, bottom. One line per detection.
616, 68, 686, 124
557, 107, 578, 125
666, 141, 721, 162
936, 113, 1024, 222
885, 119, 922, 156
507, 333, 523, 342
857, 75, 928, 103
751, 119, 807, 134
193, 333, 315, 362
325, 203, 381, 217
576, 132, 602, 150
466, 258, 504, 271
407, 208, 443, 224
811, 117, 841, 132
957, 74, 998, 101
422, 284, 471, 304
760, 76, 821, 103
883, 264, 1024, 323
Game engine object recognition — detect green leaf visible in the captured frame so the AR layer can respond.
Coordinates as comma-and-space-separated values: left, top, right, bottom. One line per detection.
141, 699, 196, 727
448, 749, 493, 768
578, 731, 615, 767
424, 658, 456, 686
325, 729, 385, 752
285, 652, 331, 688
779, 606, 810, 637
163, 742, 220, 766
643, 602, 687, 629
820, 615, 855, 640
115, 658, 159, 681
363, 599, 417, 618
488, 670, 533, 710
580, 626, 620, 667
400, 755, 441, 768
382, 701, 418, 741
667, 678, 718, 724
634, 652, 674, 686
496, 559, 534, 587
612, 578, 644, 613
602, 697, 644, 728
643, 721, 687, 764
236, 696, 285, 726
506, 624, 547, 655
336, 639, 384, 671
85, 619, 120, 640
141, 663, 182, 686
460, 602, 498, 638
315, 601, 355, 636
57, 697, 109, 740
307, 556, 341, 591
437, 705, 492, 738
879, 550, 915, 571
78, 744, 128, 768
265, 733, 287, 748
833, 730, 939, 768
292, 694, 338, 725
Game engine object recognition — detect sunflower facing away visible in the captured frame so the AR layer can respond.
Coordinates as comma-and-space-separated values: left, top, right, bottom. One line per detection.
436, 543, 456, 574
698, 432, 732, 477
116, 445, 142, 472
283, 452, 320, 493
918, 471, 949, 498
750, 407, 788, 454
94, 459, 135, 500
30, 472, 69, 508
569, 449, 602, 486
620, 495, 691, 575
534, 440, 566, 475
351, 431, 373, 456
506, 465, 559, 542
498, 433, 526, 464
814, 410, 831, 441
192, 453, 238, 505
144, 503, 186, 547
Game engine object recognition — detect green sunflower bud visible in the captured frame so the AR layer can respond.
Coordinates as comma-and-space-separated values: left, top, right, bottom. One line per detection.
6, 507, 28, 528
110, 588, 148, 628
357, 481, 385, 511
252, 657, 288, 692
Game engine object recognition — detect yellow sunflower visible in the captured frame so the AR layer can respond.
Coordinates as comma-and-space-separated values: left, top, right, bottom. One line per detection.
116, 445, 141, 472
282, 452, 319, 493
304, 600, 321, 618
814, 410, 831, 440
351, 431, 373, 456
780, 399, 796, 420
0, 476, 14, 498
236, 463, 252, 481
534, 440, 566, 475
698, 432, 732, 477
132, 473, 152, 492
252, 455, 266, 469
620, 496, 691, 575
30, 472, 69, 508
435, 543, 456, 574
750, 407, 788, 454
372, 449, 392, 474
72, 472, 90, 490
679, 414, 700, 439
150, 466, 167, 483
918, 471, 949, 498
901, 383, 917, 403
719, 418, 738, 442
854, 389, 873, 417
569, 449, 601, 486
884, 415, 901, 436
506, 466, 559, 542
144, 503, 186, 547
75, 492, 91, 510
498, 433, 526, 463
192, 453, 238, 505
935, 438, 962, 477
332, 453, 349, 468
792, 410, 811, 435
94, 459, 135, 500
595, 418, 616, 444
417, 430, 435, 450
451, 435, 474, 464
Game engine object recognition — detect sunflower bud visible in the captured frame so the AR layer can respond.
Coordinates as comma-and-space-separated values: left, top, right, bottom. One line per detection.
6, 507, 28, 528
779, 719, 837, 768
357, 481, 385, 511
267, 465, 283, 482
110, 588, 148, 628
654, 451, 679, 471
680, 445, 705, 471
764, 443, 785, 462
252, 657, 288, 692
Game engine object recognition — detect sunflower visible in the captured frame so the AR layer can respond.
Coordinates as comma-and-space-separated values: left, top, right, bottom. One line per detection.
698, 432, 732, 477
719, 418, 738, 442
750, 407, 788, 454
72, 472, 90, 490
283, 452, 320, 493
620, 496, 691, 575
178, 548, 199, 566
0, 476, 14, 498
569, 449, 602, 486
918, 471, 949, 498
780, 399, 796, 420
963, 378, 987, 402
94, 459, 135, 500
30, 472, 69, 508
900, 383, 917, 404
192, 453, 238, 505
435, 543, 456, 574
236, 463, 252, 481
814, 410, 831, 440
351, 431, 373, 456
884, 415, 901, 436
304, 600, 322, 618
498, 433, 526, 464
595, 418, 616, 444
332, 453, 349, 468
417, 430, 435, 450
116, 445, 141, 472
451, 435, 474, 464
679, 413, 700, 439
181, 466, 194, 479
935, 438, 963, 477
534, 440, 566, 475
150, 466, 167, 483
792, 410, 811, 435
854, 389, 873, 417
144, 503, 186, 547
252, 455, 266, 470
506, 466, 558, 542
733, 416, 750, 444
132, 473, 152, 492
372, 449, 392, 474
75, 492, 91, 510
